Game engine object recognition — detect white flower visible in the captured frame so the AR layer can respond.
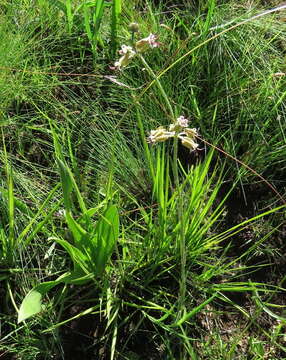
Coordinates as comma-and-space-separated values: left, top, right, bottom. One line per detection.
184, 127, 198, 138
147, 116, 199, 150
179, 136, 199, 151
119, 45, 135, 55
114, 45, 136, 70
147, 127, 175, 144
54, 209, 66, 218
135, 33, 160, 53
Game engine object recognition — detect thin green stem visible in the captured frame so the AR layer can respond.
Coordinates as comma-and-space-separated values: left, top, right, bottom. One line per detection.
173, 136, 187, 318
139, 54, 186, 319
138, 54, 174, 119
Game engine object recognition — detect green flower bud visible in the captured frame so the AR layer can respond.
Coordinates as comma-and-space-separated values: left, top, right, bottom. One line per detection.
129, 22, 139, 33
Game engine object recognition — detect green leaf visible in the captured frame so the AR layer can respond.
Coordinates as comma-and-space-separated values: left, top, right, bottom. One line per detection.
57, 158, 73, 211
18, 281, 57, 323
55, 238, 90, 275
57, 157, 87, 214
65, 0, 73, 33
92, 205, 119, 275
18, 290, 42, 323
17, 272, 87, 323
66, 211, 87, 244
111, 0, 121, 55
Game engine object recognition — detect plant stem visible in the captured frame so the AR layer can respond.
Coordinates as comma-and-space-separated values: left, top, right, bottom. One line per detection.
173, 135, 187, 318
138, 54, 174, 119
139, 54, 186, 319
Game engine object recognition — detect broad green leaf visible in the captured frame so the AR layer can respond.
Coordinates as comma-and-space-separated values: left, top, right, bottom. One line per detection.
110, 0, 121, 54
92, 0, 105, 47
17, 272, 90, 323
65, 0, 73, 33
18, 281, 57, 323
18, 290, 42, 323
83, 3, 93, 42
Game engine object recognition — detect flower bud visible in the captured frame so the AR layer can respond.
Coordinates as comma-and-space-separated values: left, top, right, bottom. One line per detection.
169, 116, 189, 132
176, 115, 189, 128
129, 22, 139, 33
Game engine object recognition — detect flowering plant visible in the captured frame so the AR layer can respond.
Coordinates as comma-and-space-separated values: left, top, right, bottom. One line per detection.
114, 28, 160, 70
147, 116, 199, 151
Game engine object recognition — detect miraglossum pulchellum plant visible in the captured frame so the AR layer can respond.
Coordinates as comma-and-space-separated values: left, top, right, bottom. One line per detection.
147, 116, 199, 151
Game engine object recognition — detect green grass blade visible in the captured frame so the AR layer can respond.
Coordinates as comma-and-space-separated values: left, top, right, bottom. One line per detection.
172, 293, 217, 327
92, 205, 119, 275
2, 132, 14, 262
17, 183, 61, 245
83, 3, 93, 42
110, 0, 121, 55
92, 0, 105, 49
7, 165, 14, 254
65, 0, 73, 34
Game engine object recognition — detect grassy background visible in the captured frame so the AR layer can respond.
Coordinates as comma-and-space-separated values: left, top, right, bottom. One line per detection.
0, 0, 286, 359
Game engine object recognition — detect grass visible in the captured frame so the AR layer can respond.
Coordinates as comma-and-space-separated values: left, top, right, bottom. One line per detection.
0, 0, 286, 359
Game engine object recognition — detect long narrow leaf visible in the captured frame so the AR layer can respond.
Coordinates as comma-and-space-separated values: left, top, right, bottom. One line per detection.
111, 0, 121, 55
57, 158, 87, 214
92, 205, 119, 275
92, 0, 105, 49
65, 0, 73, 33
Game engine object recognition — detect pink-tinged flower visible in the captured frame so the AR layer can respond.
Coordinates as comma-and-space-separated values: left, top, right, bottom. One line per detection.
135, 34, 160, 53
147, 127, 175, 144
169, 116, 188, 132
114, 45, 136, 70
176, 115, 189, 128
169, 116, 189, 132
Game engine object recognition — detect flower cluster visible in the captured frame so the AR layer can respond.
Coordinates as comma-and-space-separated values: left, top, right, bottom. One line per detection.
114, 45, 136, 70
135, 33, 160, 53
147, 116, 199, 151
114, 33, 160, 70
